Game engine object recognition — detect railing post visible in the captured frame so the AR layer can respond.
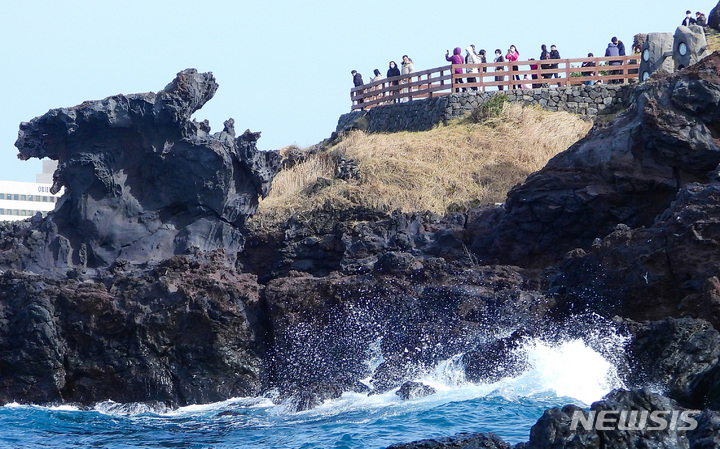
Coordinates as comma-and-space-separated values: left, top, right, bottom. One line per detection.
565, 59, 570, 87
450, 66, 455, 93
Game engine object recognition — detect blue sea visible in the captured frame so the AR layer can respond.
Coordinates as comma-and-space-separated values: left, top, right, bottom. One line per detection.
0, 338, 626, 448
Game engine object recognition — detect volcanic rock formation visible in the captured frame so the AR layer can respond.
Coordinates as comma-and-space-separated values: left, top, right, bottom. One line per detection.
490, 54, 720, 267
8, 68, 279, 275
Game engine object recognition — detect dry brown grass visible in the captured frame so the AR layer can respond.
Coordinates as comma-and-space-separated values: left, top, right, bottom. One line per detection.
249, 103, 592, 229
707, 29, 720, 53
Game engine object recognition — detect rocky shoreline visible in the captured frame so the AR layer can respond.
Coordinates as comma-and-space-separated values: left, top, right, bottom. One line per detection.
1, 54, 720, 448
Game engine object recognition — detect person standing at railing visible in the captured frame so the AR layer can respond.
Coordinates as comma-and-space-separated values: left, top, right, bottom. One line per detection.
401, 55, 414, 102
581, 53, 596, 86
370, 69, 384, 102
549, 45, 561, 82
540, 45, 552, 82
478, 49, 487, 68
493, 49, 505, 91
605, 39, 621, 84
387, 61, 401, 102
446, 47, 464, 92
506, 45, 520, 89
613, 37, 625, 56
465, 46, 481, 91
351, 70, 364, 107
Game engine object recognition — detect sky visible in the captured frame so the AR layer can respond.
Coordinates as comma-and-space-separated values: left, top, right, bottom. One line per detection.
0, 0, 716, 182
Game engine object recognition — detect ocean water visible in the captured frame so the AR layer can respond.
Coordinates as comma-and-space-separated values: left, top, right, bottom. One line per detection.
0, 338, 626, 449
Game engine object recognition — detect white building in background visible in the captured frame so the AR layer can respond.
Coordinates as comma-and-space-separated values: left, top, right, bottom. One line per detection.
0, 160, 63, 221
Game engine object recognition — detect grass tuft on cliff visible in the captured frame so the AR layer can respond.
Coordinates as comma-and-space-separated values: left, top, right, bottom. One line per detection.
249, 103, 592, 229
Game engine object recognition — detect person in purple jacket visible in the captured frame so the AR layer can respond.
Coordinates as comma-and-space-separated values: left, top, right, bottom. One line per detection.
446, 47, 464, 92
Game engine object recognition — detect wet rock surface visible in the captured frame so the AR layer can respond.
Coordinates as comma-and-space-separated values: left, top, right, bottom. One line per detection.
0, 255, 266, 406
2, 54, 720, 448
386, 432, 510, 449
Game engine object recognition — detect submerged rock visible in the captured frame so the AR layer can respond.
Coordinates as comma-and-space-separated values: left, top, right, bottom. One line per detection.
396, 381, 437, 400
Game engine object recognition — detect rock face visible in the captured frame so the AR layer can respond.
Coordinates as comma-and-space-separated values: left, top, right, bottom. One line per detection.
0, 256, 266, 406
554, 181, 720, 328
396, 381, 437, 400
386, 432, 510, 449
9, 68, 279, 275
709, 1, 720, 31
527, 389, 697, 449
489, 54, 720, 267
624, 318, 720, 410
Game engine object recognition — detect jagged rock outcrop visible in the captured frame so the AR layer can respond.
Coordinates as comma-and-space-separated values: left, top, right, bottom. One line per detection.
553, 183, 720, 328
7, 68, 279, 275
623, 318, 720, 410
396, 381, 437, 400
526, 389, 699, 449
0, 255, 266, 406
709, 1, 720, 31
489, 53, 720, 267
386, 432, 510, 449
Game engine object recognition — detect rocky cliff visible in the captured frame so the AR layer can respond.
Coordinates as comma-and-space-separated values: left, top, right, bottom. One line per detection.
2, 55, 720, 448
8, 68, 279, 276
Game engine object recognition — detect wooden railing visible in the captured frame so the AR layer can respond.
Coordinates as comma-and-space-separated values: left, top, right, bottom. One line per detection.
350, 55, 639, 111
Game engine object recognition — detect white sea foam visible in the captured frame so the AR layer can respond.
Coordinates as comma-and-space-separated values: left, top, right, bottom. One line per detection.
486, 338, 626, 405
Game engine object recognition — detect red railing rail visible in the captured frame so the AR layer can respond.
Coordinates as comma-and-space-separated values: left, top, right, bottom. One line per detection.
350, 55, 639, 111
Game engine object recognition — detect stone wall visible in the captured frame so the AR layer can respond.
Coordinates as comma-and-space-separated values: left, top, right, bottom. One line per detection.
336, 84, 635, 135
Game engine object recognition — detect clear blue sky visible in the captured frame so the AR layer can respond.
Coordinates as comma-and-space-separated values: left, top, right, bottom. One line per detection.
0, 0, 715, 181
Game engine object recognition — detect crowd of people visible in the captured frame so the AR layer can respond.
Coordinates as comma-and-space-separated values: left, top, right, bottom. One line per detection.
351, 9, 708, 103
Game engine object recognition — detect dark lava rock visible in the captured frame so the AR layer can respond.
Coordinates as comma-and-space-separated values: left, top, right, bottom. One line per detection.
687, 410, 720, 448
396, 381, 437, 400
462, 330, 529, 384
710, 1, 720, 31
0, 256, 266, 407
526, 389, 697, 449
6, 68, 279, 275
490, 54, 720, 267
554, 183, 720, 328
624, 318, 720, 409
527, 405, 599, 449
386, 432, 510, 449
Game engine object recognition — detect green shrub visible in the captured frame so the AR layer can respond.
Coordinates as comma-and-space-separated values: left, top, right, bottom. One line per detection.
470, 94, 508, 124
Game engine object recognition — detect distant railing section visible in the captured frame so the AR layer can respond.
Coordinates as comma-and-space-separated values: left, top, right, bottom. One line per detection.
350, 55, 639, 111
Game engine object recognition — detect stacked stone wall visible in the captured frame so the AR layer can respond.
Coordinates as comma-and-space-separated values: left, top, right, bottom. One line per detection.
336, 84, 635, 135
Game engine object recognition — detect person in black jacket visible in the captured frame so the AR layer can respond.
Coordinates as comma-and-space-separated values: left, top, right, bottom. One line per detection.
682, 10, 697, 26
549, 45, 561, 79
581, 53, 596, 85
387, 61, 401, 101
540, 44, 551, 80
351, 70, 364, 106
612, 37, 626, 56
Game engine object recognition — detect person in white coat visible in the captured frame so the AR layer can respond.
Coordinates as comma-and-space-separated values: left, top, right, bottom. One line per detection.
465, 45, 481, 91
400, 55, 414, 102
